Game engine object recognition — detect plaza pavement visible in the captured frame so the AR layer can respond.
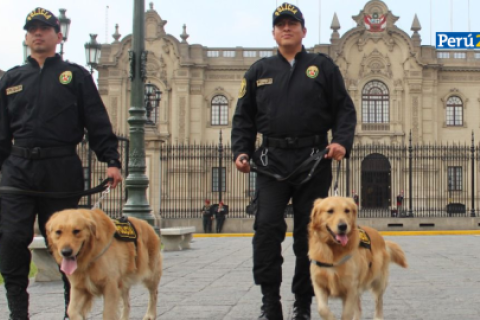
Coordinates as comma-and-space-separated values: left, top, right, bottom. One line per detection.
1, 233, 480, 319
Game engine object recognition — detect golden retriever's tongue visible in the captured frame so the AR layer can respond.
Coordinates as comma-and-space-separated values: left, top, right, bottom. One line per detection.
336, 234, 349, 246
61, 257, 78, 275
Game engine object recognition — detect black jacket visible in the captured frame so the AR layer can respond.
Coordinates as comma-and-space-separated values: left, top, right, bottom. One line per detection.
0, 54, 119, 167
231, 47, 356, 167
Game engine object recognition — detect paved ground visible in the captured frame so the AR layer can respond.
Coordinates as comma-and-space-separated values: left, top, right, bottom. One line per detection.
1, 234, 480, 320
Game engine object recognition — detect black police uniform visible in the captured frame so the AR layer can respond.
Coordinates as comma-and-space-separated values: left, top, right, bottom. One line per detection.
231, 47, 356, 299
0, 54, 120, 319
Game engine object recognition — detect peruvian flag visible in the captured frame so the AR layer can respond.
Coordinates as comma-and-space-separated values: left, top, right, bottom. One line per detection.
364, 13, 386, 32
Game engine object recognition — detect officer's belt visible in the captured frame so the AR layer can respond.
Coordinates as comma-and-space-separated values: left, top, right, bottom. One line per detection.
11, 145, 76, 160
262, 135, 324, 149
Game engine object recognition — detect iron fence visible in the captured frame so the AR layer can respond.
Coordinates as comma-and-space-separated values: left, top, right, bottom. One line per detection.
159, 133, 480, 219
77, 135, 129, 218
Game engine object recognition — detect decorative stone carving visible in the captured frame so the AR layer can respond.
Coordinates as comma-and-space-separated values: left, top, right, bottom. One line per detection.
359, 49, 392, 78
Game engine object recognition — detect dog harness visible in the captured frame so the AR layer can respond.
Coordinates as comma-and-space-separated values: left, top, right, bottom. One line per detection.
310, 227, 372, 268
113, 216, 138, 246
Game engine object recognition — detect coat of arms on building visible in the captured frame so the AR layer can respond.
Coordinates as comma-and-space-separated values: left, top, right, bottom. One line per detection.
364, 12, 386, 32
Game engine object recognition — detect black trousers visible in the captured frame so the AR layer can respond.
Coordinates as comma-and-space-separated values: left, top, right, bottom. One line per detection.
0, 155, 83, 298
216, 214, 226, 233
252, 162, 332, 297
203, 215, 213, 233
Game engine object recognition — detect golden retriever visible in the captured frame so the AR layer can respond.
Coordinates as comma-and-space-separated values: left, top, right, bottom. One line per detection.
308, 196, 407, 320
46, 208, 162, 320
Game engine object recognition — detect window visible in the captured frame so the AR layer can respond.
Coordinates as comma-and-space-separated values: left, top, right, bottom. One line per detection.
446, 96, 463, 126
362, 81, 389, 124
259, 51, 273, 57
223, 51, 236, 58
453, 52, 466, 59
243, 51, 257, 58
211, 95, 229, 126
207, 51, 219, 57
212, 167, 226, 192
437, 52, 450, 59
144, 83, 160, 125
475, 52, 480, 59
448, 166, 462, 191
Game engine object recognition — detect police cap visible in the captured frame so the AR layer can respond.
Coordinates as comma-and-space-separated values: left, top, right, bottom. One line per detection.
24, 7, 60, 32
273, 2, 305, 27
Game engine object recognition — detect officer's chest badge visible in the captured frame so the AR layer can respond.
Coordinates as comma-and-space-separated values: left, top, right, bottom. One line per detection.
306, 66, 319, 79
238, 78, 247, 98
6, 85, 23, 95
59, 71, 73, 85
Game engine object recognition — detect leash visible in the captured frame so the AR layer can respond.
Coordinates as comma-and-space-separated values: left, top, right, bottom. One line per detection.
332, 160, 341, 196
250, 148, 329, 186
0, 178, 112, 199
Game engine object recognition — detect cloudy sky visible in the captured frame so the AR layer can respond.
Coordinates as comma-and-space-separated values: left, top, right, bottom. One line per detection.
0, 0, 477, 71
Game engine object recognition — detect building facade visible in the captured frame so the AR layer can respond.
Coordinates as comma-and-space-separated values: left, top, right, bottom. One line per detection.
97, 1, 480, 218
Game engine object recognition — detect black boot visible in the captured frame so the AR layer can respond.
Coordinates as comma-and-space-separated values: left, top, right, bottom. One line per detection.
258, 284, 283, 320
6, 292, 29, 320
292, 294, 311, 320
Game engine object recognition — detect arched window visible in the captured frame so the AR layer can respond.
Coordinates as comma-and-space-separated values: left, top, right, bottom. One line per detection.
211, 95, 229, 126
362, 81, 389, 124
446, 96, 463, 126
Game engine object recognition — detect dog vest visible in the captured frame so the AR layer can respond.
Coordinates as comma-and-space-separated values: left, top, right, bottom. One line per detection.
113, 216, 138, 244
358, 227, 371, 250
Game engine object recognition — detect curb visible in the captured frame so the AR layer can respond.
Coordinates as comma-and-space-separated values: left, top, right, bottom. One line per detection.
194, 230, 480, 238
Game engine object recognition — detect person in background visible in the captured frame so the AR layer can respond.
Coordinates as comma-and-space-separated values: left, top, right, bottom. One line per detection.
231, 3, 356, 319
0, 7, 122, 320
215, 201, 228, 233
201, 199, 213, 233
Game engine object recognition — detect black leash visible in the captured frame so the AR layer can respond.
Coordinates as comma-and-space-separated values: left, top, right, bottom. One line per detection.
0, 178, 112, 199
250, 148, 330, 186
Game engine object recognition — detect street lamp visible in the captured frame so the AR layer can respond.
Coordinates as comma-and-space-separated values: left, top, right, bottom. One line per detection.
123, 0, 156, 231
144, 82, 162, 124
84, 34, 102, 74
58, 8, 71, 58
23, 40, 31, 64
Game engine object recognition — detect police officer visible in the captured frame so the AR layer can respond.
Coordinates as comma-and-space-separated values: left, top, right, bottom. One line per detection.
201, 199, 213, 233
231, 3, 356, 320
0, 8, 122, 320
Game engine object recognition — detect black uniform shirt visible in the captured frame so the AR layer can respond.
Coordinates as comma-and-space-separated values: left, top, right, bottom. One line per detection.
0, 54, 119, 167
231, 47, 356, 164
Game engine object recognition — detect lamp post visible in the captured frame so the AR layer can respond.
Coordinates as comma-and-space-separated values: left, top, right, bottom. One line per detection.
123, 0, 156, 230
84, 34, 102, 74
58, 8, 71, 58
144, 82, 161, 124
22, 41, 31, 64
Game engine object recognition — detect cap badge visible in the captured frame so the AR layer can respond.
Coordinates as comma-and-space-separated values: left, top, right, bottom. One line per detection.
275, 3, 298, 17
59, 71, 73, 85
27, 8, 52, 21
306, 66, 319, 79
238, 78, 247, 98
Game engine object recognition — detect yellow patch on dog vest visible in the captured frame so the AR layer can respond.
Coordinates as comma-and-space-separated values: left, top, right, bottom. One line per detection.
114, 217, 137, 242
358, 227, 371, 250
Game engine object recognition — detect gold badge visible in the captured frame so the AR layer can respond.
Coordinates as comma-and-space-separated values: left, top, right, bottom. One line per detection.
6, 85, 23, 95
59, 71, 73, 85
306, 66, 319, 79
238, 78, 247, 98
256, 78, 273, 87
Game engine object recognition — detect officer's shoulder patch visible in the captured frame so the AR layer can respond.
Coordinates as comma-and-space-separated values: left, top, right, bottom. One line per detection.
113, 216, 138, 242
238, 78, 247, 98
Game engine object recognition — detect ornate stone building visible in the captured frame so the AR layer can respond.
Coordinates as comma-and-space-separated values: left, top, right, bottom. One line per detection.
97, 1, 480, 217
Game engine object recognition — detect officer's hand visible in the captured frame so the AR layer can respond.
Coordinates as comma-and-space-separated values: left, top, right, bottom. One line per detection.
106, 167, 123, 188
235, 154, 251, 173
325, 143, 346, 161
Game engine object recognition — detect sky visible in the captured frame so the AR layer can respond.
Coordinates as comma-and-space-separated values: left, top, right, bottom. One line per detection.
0, 0, 478, 71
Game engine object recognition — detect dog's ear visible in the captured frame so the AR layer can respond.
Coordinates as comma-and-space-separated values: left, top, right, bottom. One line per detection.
311, 198, 323, 218
88, 218, 98, 239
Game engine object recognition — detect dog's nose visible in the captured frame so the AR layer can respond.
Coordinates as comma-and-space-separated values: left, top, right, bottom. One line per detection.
337, 223, 348, 233
61, 248, 73, 257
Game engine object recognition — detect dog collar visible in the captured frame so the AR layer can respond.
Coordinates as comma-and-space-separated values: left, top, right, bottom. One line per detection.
310, 254, 352, 268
